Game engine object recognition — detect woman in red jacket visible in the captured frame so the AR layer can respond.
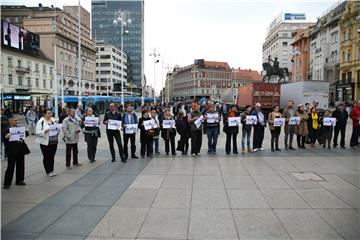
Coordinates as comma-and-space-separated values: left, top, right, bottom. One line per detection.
350, 100, 360, 148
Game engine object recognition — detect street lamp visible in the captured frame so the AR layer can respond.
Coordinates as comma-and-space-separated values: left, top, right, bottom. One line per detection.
191, 66, 198, 101
149, 49, 160, 104
113, 9, 131, 106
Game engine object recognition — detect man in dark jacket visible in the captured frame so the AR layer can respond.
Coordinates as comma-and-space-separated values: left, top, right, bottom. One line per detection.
332, 103, 348, 148
122, 104, 139, 160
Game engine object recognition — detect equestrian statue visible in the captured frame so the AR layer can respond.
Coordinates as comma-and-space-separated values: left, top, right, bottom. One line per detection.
262, 56, 289, 83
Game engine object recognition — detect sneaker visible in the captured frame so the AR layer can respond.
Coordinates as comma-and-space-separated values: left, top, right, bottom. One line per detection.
192, 153, 196, 156
253, 148, 258, 152
132, 155, 139, 159
48, 172, 57, 177
111, 159, 116, 162
16, 182, 26, 186
260, 148, 265, 151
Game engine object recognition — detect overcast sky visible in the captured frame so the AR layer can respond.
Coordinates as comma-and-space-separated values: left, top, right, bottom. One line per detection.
5, 0, 338, 92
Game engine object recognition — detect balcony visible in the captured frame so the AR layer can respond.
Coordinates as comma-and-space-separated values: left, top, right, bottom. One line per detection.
339, 79, 352, 85
15, 66, 30, 74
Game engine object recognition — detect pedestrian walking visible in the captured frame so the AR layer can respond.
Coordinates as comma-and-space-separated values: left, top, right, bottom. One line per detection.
138, 110, 154, 157
268, 105, 282, 152
349, 100, 360, 148
160, 108, 177, 155
3, 117, 29, 189
122, 104, 139, 160
204, 102, 220, 154
252, 103, 266, 152
176, 111, 190, 155
308, 106, 320, 148
26, 107, 37, 135
188, 103, 203, 156
240, 105, 253, 154
332, 102, 348, 148
82, 107, 101, 163
103, 102, 126, 162
295, 104, 309, 149
62, 108, 82, 169
36, 108, 58, 176
283, 100, 296, 150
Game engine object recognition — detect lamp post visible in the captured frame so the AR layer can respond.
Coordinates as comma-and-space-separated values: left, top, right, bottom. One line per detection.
191, 66, 198, 101
113, 9, 131, 106
149, 49, 160, 104
165, 64, 172, 104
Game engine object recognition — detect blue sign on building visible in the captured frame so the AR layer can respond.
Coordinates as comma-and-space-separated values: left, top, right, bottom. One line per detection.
284, 13, 306, 21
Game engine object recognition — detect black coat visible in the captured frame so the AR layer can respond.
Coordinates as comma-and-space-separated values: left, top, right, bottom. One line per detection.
138, 116, 154, 143
2, 126, 29, 155
160, 117, 177, 140
223, 111, 240, 134
176, 117, 190, 139
332, 109, 348, 128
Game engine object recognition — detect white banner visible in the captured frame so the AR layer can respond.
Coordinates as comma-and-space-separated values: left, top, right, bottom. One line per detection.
49, 124, 62, 137
228, 117, 240, 127
124, 124, 138, 134
206, 113, 219, 123
144, 119, 158, 130
274, 118, 286, 127
323, 117, 336, 126
245, 115, 258, 125
107, 120, 122, 130
84, 117, 99, 127
289, 117, 301, 125
163, 119, 176, 129
194, 115, 204, 129
9, 127, 26, 142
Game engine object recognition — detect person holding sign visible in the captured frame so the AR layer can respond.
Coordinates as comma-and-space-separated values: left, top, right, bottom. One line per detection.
295, 104, 309, 149
240, 105, 253, 154
223, 105, 240, 155
308, 107, 320, 148
82, 107, 101, 163
188, 103, 203, 156
160, 108, 177, 155
332, 103, 348, 148
204, 102, 220, 154
268, 105, 283, 152
320, 110, 333, 149
349, 100, 360, 148
103, 102, 126, 163
283, 100, 296, 150
252, 103, 267, 152
2, 117, 29, 189
138, 110, 154, 157
176, 111, 190, 155
36, 108, 59, 176
122, 105, 139, 160
63, 108, 82, 169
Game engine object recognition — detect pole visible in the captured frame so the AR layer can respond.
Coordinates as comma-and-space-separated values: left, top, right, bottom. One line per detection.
54, 44, 58, 119
121, 11, 124, 106
193, 67, 196, 100
153, 56, 156, 104
77, 0, 82, 103
161, 59, 164, 105
167, 68, 170, 103
61, 64, 64, 107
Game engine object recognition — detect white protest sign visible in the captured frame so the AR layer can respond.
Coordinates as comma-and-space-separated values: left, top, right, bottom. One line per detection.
228, 117, 240, 127
49, 124, 62, 137
85, 117, 99, 127
246, 115, 258, 125
323, 117, 336, 126
124, 124, 138, 134
194, 115, 204, 129
144, 119, 157, 130
163, 119, 176, 129
9, 127, 26, 141
274, 118, 285, 127
206, 113, 219, 123
289, 117, 301, 125
107, 120, 122, 130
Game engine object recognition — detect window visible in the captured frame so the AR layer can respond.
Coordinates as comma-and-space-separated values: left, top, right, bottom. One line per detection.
27, 77, 31, 86
282, 42, 288, 46
50, 80, 53, 88
18, 76, 23, 86
43, 65, 46, 74
35, 64, 39, 72
342, 73, 346, 81
43, 79, 46, 88
8, 57, 12, 67
17, 59, 22, 67
347, 51, 351, 62
50, 67, 53, 75
8, 74, 12, 85
342, 52, 345, 62
36, 78, 39, 87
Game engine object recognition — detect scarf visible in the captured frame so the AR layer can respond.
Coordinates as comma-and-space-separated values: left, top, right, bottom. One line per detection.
311, 112, 318, 129
229, 111, 235, 118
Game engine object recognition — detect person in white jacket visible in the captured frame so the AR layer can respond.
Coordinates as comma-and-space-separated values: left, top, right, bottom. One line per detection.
36, 108, 58, 177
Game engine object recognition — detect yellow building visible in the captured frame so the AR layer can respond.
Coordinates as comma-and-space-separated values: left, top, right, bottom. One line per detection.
338, 0, 360, 103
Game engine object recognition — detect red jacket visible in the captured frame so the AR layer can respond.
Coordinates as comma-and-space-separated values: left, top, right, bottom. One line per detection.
350, 107, 360, 127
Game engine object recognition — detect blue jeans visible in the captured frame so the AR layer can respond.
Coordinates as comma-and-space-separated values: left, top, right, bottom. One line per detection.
242, 128, 251, 148
207, 127, 219, 152
153, 137, 159, 153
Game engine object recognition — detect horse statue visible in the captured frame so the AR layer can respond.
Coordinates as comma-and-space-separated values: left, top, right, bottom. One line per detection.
262, 62, 289, 83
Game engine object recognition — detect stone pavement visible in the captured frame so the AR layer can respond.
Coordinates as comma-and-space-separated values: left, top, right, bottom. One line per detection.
1, 118, 359, 240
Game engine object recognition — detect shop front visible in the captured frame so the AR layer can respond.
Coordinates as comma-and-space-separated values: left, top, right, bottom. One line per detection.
1, 94, 32, 113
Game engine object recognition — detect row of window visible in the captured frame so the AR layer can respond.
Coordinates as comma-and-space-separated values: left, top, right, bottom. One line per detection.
7, 57, 53, 74
6, 74, 52, 89
59, 50, 95, 68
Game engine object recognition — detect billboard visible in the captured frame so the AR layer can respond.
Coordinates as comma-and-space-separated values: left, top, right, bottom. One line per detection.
1, 20, 40, 55
284, 13, 306, 21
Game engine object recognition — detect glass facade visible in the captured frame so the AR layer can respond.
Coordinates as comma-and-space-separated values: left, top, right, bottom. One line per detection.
92, 0, 144, 87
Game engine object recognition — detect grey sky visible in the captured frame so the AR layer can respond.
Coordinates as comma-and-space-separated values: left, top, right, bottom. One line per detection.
4, 0, 338, 92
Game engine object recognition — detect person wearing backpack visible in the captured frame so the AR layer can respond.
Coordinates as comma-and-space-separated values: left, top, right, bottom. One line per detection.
36, 108, 58, 177
122, 104, 139, 160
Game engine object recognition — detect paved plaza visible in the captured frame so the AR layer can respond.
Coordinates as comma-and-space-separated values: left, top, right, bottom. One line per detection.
1, 116, 359, 240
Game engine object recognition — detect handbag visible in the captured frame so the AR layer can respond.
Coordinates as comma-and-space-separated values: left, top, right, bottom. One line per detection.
23, 142, 31, 155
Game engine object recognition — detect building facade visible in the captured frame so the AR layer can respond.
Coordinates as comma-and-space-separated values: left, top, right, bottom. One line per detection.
92, 0, 144, 89
95, 41, 127, 95
262, 13, 314, 79
309, 1, 346, 105
339, 0, 360, 103
291, 26, 312, 82
1, 48, 54, 113
1, 4, 97, 96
